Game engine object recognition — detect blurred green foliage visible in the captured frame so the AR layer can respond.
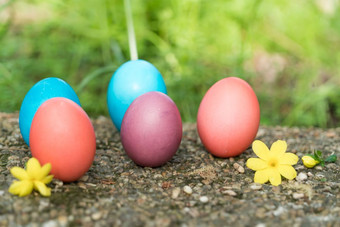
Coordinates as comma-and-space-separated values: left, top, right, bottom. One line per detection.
0, 0, 340, 127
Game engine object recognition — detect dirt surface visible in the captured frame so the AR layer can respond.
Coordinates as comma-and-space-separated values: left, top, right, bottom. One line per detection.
0, 112, 339, 227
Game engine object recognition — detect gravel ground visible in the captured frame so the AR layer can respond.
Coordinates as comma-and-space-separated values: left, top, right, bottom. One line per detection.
0, 112, 339, 227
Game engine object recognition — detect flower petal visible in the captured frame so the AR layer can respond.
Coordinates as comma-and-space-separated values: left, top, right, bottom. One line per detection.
8, 181, 22, 195
268, 168, 281, 186
36, 163, 52, 180
246, 158, 268, 171
278, 165, 297, 180
15, 180, 34, 197
34, 181, 51, 197
269, 140, 287, 158
10, 167, 29, 180
254, 169, 270, 184
252, 140, 269, 160
27, 158, 42, 179
41, 175, 54, 184
280, 153, 299, 165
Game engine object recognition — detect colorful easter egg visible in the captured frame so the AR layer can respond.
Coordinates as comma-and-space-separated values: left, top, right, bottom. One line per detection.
19, 77, 80, 146
121, 92, 182, 167
30, 97, 96, 182
197, 77, 260, 158
107, 60, 167, 131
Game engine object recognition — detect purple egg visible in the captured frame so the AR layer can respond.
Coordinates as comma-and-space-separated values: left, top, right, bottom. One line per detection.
121, 91, 182, 167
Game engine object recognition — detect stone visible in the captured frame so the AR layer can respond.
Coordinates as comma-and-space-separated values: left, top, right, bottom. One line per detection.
223, 190, 237, 196
296, 172, 308, 181
91, 212, 102, 221
183, 186, 193, 195
79, 175, 89, 182
250, 184, 262, 190
255, 224, 266, 227
307, 172, 314, 177
233, 163, 245, 173
42, 220, 58, 227
172, 187, 181, 199
316, 173, 325, 179
199, 196, 209, 203
57, 216, 68, 226
293, 193, 304, 199
273, 206, 286, 216
315, 166, 323, 170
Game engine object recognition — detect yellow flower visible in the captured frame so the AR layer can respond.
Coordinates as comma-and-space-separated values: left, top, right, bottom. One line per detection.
9, 157, 53, 197
302, 156, 319, 168
246, 140, 299, 186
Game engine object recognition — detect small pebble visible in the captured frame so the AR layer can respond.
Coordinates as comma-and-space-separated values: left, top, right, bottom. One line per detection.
326, 163, 337, 170
83, 216, 91, 222
256, 224, 266, 227
233, 163, 245, 173
58, 216, 68, 226
42, 220, 58, 227
53, 180, 63, 187
223, 190, 237, 196
322, 186, 332, 192
80, 175, 89, 182
183, 207, 190, 213
293, 193, 304, 199
172, 187, 181, 199
307, 172, 314, 177
154, 174, 163, 179
316, 173, 325, 179
0, 190, 4, 196
77, 182, 87, 190
272, 186, 281, 194
273, 206, 286, 216
315, 166, 323, 170
296, 172, 308, 181
91, 212, 102, 221
255, 208, 266, 218
183, 186, 193, 195
199, 196, 209, 203
295, 165, 304, 170
245, 177, 253, 183
250, 184, 262, 190
39, 200, 50, 211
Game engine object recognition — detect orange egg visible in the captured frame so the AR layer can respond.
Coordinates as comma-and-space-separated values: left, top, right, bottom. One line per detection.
197, 77, 260, 158
30, 97, 96, 182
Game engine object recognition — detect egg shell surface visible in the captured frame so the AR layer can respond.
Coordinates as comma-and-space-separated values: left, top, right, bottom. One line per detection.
121, 92, 182, 167
197, 77, 260, 158
30, 97, 96, 182
19, 77, 80, 146
107, 59, 167, 131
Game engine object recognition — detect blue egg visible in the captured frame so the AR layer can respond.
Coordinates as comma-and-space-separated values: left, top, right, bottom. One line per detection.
19, 77, 81, 146
107, 59, 167, 131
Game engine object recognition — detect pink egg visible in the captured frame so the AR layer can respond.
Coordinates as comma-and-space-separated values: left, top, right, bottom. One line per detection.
121, 92, 182, 167
30, 97, 96, 182
197, 77, 260, 158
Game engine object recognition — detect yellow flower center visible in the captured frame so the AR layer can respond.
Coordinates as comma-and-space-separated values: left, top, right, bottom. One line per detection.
268, 158, 278, 168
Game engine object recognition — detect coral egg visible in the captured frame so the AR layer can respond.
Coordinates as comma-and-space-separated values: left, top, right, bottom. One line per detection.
197, 77, 260, 158
30, 97, 96, 182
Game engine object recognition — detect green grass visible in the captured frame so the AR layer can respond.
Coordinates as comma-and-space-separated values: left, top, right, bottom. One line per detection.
1, 0, 340, 127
